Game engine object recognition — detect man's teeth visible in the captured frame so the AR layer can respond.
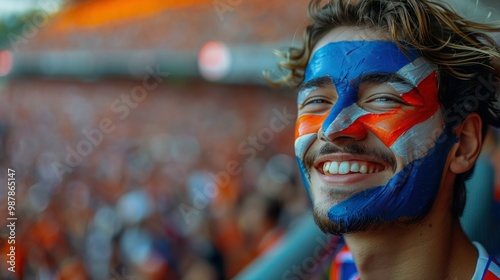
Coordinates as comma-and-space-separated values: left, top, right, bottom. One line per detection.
359, 165, 368, 174
322, 161, 381, 175
328, 162, 338, 174
339, 162, 349, 174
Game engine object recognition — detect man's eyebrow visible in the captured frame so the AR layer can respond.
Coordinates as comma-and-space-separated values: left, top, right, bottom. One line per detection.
357, 73, 415, 88
298, 76, 334, 92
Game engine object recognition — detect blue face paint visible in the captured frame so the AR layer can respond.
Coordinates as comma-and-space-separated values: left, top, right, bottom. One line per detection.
327, 128, 457, 231
296, 40, 458, 233
304, 41, 421, 133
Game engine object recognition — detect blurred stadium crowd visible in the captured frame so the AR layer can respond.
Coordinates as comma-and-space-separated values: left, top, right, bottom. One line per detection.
0, 79, 316, 279
0, 1, 314, 279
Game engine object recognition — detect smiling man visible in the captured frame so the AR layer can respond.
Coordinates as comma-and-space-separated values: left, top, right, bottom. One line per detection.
268, 0, 500, 279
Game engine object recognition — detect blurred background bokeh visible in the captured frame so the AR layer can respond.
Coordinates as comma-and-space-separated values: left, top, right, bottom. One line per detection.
0, 0, 499, 279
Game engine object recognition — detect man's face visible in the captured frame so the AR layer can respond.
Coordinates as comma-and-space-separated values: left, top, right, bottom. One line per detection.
295, 27, 457, 234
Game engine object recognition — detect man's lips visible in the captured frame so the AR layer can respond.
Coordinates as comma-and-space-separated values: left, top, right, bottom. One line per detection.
313, 154, 389, 175
321, 160, 386, 175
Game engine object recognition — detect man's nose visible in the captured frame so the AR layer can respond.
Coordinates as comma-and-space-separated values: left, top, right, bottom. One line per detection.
319, 119, 368, 145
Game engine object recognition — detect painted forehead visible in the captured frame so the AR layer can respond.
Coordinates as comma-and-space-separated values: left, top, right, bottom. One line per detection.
299, 40, 422, 102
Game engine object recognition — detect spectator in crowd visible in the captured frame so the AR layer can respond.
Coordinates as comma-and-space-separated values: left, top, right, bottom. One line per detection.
269, 0, 500, 279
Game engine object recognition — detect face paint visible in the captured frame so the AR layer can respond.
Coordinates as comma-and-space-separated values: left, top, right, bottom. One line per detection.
295, 41, 457, 233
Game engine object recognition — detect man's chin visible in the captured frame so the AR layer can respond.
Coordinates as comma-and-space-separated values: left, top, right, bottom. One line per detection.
310, 189, 374, 235
312, 210, 388, 235
312, 210, 347, 235
312, 207, 428, 236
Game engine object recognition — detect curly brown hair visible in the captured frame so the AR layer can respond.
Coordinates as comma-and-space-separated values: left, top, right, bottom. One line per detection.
266, 0, 500, 217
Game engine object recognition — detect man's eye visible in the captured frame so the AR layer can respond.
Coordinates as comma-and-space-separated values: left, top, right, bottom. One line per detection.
361, 93, 409, 113
299, 96, 333, 114
372, 97, 399, 103
302, 97, 331, 107
366, 94, 407, 104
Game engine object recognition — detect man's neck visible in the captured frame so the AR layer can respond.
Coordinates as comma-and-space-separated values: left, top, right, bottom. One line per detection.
343, 214, 478, 280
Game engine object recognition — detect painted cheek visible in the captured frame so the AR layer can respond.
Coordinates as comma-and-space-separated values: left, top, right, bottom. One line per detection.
359, 73, 440, 147
295, 112, 330, 140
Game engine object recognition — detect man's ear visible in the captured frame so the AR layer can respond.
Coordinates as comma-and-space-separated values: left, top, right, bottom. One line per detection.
449, 113, 483, 174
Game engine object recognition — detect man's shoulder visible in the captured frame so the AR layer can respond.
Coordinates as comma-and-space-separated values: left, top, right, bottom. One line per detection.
330, 242, 500, 280
473, 242, 500, 280
479, 257, 500, 280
